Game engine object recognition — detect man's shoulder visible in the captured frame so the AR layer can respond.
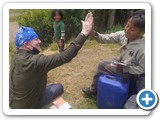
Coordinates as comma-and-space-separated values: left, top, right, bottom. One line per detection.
110, 30, 125, 39
115, 30, 125, 35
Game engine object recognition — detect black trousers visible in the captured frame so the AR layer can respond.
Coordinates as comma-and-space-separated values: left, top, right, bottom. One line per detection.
90, 60, 145, 93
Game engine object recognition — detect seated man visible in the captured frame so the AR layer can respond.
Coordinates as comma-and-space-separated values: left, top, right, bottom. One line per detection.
9, 12, 93, 109
82, 10, 145, 97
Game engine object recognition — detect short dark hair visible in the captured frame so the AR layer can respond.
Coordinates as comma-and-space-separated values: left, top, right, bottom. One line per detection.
52, 9, 63, 20
131, 10, 145, 32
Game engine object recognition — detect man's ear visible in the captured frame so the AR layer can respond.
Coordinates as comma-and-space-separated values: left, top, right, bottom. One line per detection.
24, 42, 30, 48
24, 42, 27, 46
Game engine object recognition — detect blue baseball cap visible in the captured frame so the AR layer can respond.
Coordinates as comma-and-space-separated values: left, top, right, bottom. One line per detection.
14, 26, 38, 48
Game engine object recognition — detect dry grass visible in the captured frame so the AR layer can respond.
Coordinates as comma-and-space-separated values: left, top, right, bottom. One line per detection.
9, 10, 121, 109
42, 40, 120, 109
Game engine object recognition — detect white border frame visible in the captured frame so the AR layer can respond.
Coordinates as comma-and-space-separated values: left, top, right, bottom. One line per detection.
3, 2, 151, 115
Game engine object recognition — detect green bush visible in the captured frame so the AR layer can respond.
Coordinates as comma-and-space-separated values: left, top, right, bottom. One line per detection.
18, 9, 87, 49
106, 24, 124, 34
63, 10, 87, 41
17, 9, 130, 49
18, 10, 53, 49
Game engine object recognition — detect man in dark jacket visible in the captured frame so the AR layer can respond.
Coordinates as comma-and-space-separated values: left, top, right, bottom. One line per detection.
9, 12, 93, 109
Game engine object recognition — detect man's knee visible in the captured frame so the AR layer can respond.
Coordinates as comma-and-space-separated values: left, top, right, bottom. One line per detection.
49, 83, 64, 96
98, 61, 109, 69
55, 83, 64, 94
56, 83, 64, 93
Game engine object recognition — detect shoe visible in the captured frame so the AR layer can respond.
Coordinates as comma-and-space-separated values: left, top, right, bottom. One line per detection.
82, 87, 97, 97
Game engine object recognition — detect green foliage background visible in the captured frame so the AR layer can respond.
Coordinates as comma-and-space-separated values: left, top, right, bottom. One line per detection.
17, 9, 136, 49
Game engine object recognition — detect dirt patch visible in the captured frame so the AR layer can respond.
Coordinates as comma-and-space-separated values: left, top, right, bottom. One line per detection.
9, 22, 19, 42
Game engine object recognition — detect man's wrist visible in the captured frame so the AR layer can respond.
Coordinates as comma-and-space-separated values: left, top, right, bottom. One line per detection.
80, 32, 88, 37
94, 32, 98, 37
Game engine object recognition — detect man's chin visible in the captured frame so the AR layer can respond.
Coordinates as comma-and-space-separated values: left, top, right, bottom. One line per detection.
37, 47, 42, 52
124, 34, 129, 39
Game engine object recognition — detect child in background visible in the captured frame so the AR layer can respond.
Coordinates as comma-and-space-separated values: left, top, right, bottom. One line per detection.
52, 9, 65, 52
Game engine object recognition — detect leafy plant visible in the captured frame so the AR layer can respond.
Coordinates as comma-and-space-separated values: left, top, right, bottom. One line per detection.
18, 10, 53, 49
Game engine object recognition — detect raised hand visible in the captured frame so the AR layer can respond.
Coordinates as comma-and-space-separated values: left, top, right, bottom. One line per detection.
81, 12, 93, 37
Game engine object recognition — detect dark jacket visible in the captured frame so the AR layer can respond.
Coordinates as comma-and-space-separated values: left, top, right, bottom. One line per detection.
9, 33, 87, 108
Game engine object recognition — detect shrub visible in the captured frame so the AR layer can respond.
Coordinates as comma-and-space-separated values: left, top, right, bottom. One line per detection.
17, 9, 128, 49
106, 24, 124, 34
18, 10, 53, 49
18, 9, 88, 49
63, 10, 87, 41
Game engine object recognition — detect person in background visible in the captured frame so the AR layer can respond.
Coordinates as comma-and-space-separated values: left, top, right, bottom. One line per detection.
82, 10, 145, 98
52, 9, 65, 52
9, 12, 93, 109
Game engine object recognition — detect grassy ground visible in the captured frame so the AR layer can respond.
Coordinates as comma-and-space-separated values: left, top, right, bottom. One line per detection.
41, 40, 120, 109
9, 10, 121, 109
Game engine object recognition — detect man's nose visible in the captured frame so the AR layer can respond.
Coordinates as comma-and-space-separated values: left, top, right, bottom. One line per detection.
38, 39, 42, 43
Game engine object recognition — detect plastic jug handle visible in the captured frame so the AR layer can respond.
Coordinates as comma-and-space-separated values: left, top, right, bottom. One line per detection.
106, 75, 117, 81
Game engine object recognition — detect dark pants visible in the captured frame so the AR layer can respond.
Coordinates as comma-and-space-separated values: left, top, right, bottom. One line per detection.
57, 40, 65, 52
129, 75, 145, 96
123, 76, 145, 109
123, 77, 145, 109
33, 83, 64, 109
90, 60, 145, 93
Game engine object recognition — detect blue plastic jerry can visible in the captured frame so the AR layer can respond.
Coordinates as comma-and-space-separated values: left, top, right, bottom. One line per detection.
97, 74, 130, 109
